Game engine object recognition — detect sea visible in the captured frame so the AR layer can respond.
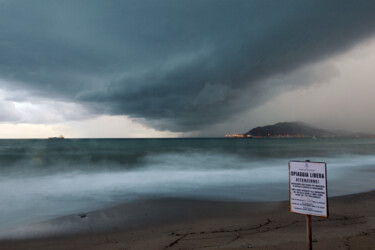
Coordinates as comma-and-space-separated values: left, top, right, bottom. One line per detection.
0, 138, 374, 232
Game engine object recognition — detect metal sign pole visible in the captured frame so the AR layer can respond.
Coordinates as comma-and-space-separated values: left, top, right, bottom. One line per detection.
305, 160, 312, 250
307, 214, 312, 250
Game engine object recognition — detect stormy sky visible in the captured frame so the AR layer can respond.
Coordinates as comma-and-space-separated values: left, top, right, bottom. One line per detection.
1, 0, 375, 137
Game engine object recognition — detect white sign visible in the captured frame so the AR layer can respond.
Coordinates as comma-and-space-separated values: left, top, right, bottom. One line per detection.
289, 161, 328, 217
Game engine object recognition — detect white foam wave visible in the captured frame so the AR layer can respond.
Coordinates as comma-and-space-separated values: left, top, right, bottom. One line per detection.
0, 152, 374, 232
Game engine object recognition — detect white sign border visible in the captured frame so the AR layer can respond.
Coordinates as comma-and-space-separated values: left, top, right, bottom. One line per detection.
289, 160, 329, 218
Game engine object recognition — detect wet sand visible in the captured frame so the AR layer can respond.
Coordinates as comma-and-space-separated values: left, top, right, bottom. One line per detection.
0, 190, 374, 249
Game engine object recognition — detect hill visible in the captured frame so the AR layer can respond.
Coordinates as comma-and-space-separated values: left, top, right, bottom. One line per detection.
244, 122, 334, 137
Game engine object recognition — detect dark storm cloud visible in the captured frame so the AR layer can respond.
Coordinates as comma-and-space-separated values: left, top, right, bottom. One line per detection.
1, 0, 375, 131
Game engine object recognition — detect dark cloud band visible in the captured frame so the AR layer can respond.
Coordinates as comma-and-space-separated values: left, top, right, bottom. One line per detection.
1, 0, 375, 131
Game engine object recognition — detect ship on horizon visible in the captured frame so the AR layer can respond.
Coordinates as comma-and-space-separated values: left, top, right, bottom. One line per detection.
48, 135, 65, 139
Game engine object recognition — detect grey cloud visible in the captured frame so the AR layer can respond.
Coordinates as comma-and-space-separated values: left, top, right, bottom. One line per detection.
0, 100, 18, 122
1, 1, 375, 131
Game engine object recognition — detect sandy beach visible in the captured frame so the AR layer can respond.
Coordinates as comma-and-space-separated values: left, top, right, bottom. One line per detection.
0, 190, 374, 249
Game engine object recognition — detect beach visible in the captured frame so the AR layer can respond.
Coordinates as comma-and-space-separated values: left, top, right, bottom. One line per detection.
1, 190, 374, 249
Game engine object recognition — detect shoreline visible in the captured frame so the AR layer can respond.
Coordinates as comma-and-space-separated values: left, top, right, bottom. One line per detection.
1, 190, 374, 249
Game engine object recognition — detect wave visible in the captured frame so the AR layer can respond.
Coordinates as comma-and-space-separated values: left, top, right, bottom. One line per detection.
1, 150, 375, 231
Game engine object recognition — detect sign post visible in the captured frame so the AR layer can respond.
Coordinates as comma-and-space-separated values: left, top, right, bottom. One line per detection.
289, 160, 328, 249
307, 214, 311, 250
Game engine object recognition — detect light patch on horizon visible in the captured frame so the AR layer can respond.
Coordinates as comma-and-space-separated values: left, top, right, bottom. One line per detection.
0, 115, 183, 138
62, 115, 184, 138
0, 82, 185, 138
0, 123, 73, 139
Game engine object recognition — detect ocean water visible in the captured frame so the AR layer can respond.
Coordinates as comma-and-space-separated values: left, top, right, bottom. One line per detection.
0, 138, 374, 231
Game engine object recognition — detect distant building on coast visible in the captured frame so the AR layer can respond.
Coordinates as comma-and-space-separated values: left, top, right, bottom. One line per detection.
225, 134, 252, 138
